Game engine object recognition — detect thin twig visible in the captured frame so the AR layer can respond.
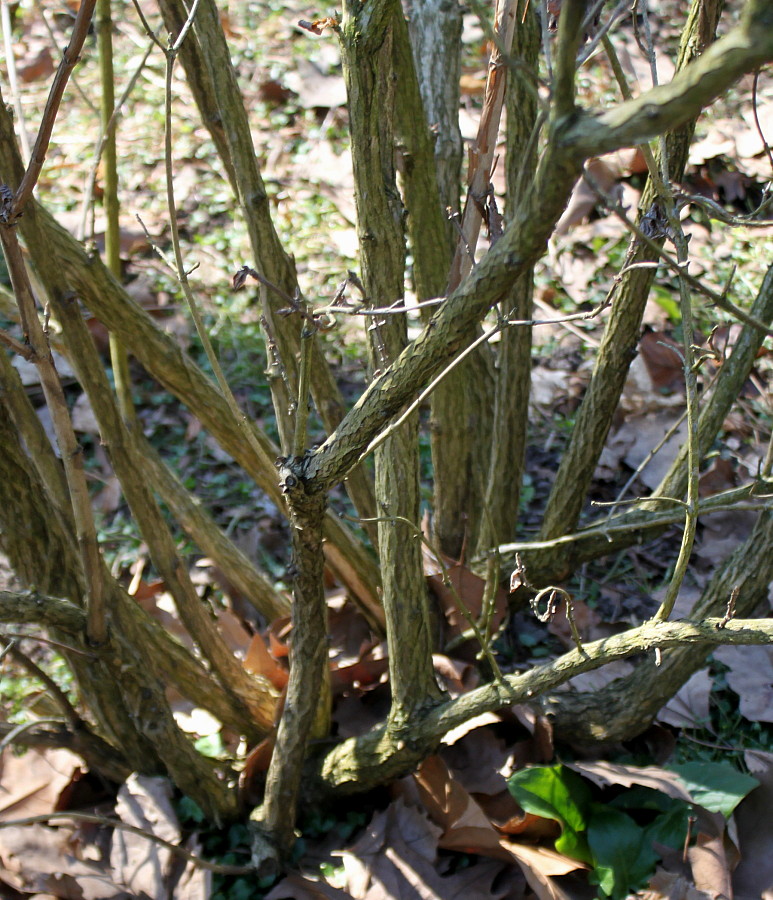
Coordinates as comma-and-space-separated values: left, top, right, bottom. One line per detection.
158, 14, 279, 485
359, 299, 607, 466
344, 513, 505, 681
1, 0, 32, 164
79, 36, 156, 241
7, 646, 82, 728
129, 0, 167, 50
1, 631, 96, 657
35, 0, 98, 113
293, 321, 315, 457
0, 328, 33, 358
11, 0, 98, 217
0, 718, 65, 754
752, 69, 773, 179
583, 167, 773, 337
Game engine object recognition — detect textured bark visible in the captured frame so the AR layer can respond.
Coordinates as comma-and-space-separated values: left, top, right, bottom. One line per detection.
0, 396, 243, 819
476, 0, 540, 556
406, 0, 463, 218
340, 0, 442, 724
158, 0, 377, 529
131, 430, 290, 622
403, 0, 495, 561
306, 0, 773, 493
654, 263, 773, 500
0, 398, 159, 767
0, 176, 381, 612
541, 510, 773, 744
539, 0, 724, 543
308, 609, 773, 798
254, 461, 329, 854
424, 0, 522, 558
51, 291, 279, 735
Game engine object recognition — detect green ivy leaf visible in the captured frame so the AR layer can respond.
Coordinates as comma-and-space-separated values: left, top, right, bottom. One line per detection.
194, 732, 225, 759
586, 804, 655, 899
668, 762, 759, 817
507, 765, 593, 863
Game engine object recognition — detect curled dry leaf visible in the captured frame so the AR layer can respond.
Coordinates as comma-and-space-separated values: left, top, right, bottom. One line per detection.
244, 632, 288, 690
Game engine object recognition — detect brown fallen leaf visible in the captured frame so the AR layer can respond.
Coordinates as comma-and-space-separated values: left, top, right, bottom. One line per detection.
713, 644, 773, 723
266, 871, 355, 898
422, 545, 507, 644
244, 632, 288, 690
0, 822, 125, 898
733, 750, 773, 899
567, 761, 692, 803
111, 773, 209, 899
337, 797, 517, 899
657, 670, 713, 731
0, 747, 83, 820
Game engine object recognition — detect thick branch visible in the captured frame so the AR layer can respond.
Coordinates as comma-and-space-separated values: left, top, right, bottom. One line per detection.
565, 1, 773, 159
0, 590, 86, 633
542, 508, 773, 744
309, 615, 773, 797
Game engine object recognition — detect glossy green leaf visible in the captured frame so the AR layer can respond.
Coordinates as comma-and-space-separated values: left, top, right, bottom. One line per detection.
668, 761, 759, 817
586, 804, 656, 899
508, 765, 593, 862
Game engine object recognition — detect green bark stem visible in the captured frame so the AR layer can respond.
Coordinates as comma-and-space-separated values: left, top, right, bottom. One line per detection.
340, 0, 443, 725
305, 0, 773, 493
539, 0, 723, 544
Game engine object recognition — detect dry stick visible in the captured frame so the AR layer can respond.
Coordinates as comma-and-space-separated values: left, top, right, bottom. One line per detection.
752, 69, 773, 179
0, 719, 68, 754
34, 0, 99, 114
447, 0, 517, 292
576, 0, 629, 67
1, 631, 95, 657
10, 1, 97, 217
6, 645, 81, 728
0, 328, 32, 358
0, 230, 105, 643
607, 7, 700, 621
0, 813, 254, 875
604, 196, 773, 336
500, 485, 773, 553
655, 280, 700, 621
292, 321, 315, 458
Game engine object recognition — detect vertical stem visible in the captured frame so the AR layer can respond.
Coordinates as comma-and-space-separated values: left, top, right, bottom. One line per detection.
539, 0, 723, 547
0, 227, 106, 645
0, 0, 31, 164
475, 0, 540, 556
447, 0, 517, 291
292, 324, 314, 458
254, 466, 328, 857
340, 0, 443, 727
396, 0, 493, 559
97, 0, 134, 423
